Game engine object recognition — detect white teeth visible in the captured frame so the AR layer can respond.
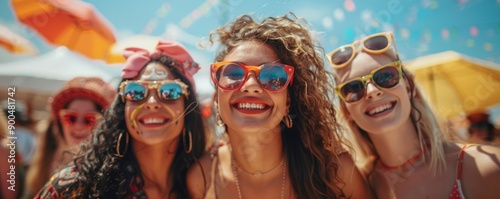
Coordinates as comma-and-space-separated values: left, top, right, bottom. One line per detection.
143, 118, 165, 124
368, 103, 394, 115
237, 103, 265, 110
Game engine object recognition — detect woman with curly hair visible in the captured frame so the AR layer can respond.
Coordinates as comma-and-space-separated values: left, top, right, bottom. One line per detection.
25, 76, 115, 198
35, 41, 207, 198
187, 13, 373, 199
329, 32, 500, 198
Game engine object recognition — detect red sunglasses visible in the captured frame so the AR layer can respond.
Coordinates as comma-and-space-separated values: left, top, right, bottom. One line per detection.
59, 109, 101, 127
210, 62, 294, 92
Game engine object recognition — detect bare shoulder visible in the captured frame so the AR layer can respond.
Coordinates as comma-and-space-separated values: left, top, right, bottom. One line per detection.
464, 144, 500, 176
462, 144, 500, 198
336, 152, 375, 199
187, 151, 214, 199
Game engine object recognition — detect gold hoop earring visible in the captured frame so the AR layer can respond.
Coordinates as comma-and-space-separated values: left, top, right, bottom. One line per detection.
216, 112, 225, 126
115, 131, 129, 157
183, 128, 193, 154
283, 114, 293, 128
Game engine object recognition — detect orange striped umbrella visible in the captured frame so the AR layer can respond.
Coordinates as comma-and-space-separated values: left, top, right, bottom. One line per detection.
0, 24, 38, 54
10, 0, 116, 59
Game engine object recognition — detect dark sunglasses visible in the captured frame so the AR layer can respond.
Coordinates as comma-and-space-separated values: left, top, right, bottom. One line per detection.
119, 79, 189, 102
210, 62, 294, 92
328, 32, 399, 69
335, 61, 403, 103
59, 109, 101, 127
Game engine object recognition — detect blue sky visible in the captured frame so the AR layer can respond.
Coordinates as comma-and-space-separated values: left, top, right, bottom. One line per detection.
2, 0, 500, 62
1, 0, 500, 94
0, 0, 500, 87
1, 0, 500, 122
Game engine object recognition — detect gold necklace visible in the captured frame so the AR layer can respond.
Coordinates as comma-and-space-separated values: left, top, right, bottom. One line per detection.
233, 155, 285, 177
231, 158, 287, 199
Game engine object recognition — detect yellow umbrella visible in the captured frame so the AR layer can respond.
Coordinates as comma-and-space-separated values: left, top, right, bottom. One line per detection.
0, 24, 38, 54
105, 34, 162, 63
405, 51, 500, 119
10, 0, 116, 60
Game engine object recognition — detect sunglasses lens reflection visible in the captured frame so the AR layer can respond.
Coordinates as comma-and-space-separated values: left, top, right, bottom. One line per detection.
159, 83, 183, 100
340, 66, 400, 103
216, 63, 290, 91
260, 65, 288, 91
341, 81, 365, 103
373, 67, 400, 88
364, 35, 389, 51
124, 83, 147, 101
217, 63, 245, 89
330, 34, 392, 68
331, 46, 354, 65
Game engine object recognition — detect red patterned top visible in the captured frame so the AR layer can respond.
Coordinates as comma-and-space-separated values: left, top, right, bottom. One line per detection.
449, 145, 472, 199
34, 166, 147, 199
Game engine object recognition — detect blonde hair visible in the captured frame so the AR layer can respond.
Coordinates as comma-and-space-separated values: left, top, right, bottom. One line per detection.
334, 65, 447, 176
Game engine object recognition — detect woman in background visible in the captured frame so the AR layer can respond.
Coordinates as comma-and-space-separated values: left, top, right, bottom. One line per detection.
24, 76, 115, 197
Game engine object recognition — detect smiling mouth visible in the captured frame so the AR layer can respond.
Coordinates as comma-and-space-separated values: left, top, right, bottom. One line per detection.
139, 117, 171, 125
234, 102, 269, 110
70, 132, 90, 140
366, 101, 396, 116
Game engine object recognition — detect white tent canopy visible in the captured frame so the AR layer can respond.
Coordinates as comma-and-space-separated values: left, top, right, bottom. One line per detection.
0, 46, 122, 94
0, 47, 122, 113
0, 46, 215, 112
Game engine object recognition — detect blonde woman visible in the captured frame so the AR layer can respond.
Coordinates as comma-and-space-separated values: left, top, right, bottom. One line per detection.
329, 32, 500, 198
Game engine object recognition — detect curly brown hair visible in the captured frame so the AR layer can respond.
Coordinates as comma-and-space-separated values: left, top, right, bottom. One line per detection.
39, 56, 207, 198
208, 13, 347, 198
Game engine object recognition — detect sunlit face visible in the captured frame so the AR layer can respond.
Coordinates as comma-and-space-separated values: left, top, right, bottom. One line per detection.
216, 41, 290, 134
124, 62, 186, 146
60, 99, 100, 146
337, 52, 412, 134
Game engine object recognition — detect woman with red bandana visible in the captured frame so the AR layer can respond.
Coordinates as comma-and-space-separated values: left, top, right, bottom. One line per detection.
187, 13, 373, 199
329, 32, 500, 198
35, 41, 208, 198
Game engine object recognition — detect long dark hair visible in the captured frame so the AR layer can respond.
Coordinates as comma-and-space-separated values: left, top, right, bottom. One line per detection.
209, 13, 346, 198
59, 56, 207, 198
25, 100, 102, 197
